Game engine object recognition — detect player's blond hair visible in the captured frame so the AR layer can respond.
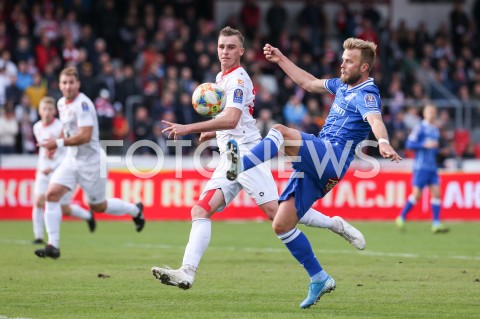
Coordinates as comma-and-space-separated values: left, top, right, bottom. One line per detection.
343, 38, 377, 72
59, 66, 79, 80
39, 96, 56, 107
219, 26, 244, 46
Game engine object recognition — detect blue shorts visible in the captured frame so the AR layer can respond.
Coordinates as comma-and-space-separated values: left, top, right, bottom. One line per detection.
412, 169, 439, 188
279, 132, 351, 219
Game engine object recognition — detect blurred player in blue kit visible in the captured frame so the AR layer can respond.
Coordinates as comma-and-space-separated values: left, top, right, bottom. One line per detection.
226, 38, 402, 309
396, 103, 449, 234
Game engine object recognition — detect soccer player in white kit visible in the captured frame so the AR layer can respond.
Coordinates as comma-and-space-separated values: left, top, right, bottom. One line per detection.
34, 67, 144, 259
32, 96, 95, 244
152, 27, 363, 289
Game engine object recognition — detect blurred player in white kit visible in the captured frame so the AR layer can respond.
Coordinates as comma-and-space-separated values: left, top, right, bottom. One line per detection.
32, 96, 96, 245
35, 67, 145, 259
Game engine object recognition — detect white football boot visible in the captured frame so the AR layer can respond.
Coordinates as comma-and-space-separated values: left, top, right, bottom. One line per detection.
331, 216, 366, 250
151, 265, 194, 290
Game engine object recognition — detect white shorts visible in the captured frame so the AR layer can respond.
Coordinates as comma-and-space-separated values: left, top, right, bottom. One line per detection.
50, 157, 107, 204
201, 141, 279, 212
34, 171, 72, 205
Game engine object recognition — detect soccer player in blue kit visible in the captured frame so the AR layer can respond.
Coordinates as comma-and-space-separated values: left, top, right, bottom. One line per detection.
396, 103, 448, 234
226, 38, 402, 309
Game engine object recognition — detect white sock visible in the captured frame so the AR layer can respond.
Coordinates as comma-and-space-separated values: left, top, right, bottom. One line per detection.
105, 198, 139, 217
69, 204, 91, 220
32, 207, 45, 240
45, 201, 62, 248
298, 208, 334, 229
182, 218, 211, 271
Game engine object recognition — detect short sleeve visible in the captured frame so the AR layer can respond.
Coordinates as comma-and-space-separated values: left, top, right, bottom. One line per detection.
76, 101, 95, 127
324, 78, 342, 94
358, 93, 381, 121
225, 77, 245, 109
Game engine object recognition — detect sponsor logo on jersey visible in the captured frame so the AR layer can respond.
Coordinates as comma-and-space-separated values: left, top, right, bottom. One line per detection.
82, 102, 89, 111
238, 79, 244, 86
325, 178, 339, 193
233, 89, 243, 103
364, 94, 377, 109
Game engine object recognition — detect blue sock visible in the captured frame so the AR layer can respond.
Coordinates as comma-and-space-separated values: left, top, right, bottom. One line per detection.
278, 228, 323, 281
431, 198, 441, 224
400, 196, 416, 219
243, 128, 283, 171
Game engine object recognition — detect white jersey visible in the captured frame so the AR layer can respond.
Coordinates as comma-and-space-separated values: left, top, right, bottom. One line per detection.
33, 118, 65, 172
57, 92, 101, 165
215, 66, 261, 153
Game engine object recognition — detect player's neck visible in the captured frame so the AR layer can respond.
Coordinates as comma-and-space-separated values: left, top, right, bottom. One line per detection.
42, 118, 54, 126
65, 92, 80, 104
347, 76, 370, 89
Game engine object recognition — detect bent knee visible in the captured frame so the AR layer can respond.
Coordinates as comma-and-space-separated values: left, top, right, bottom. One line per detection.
89, 202, 106, 212
272, 124, 288, 134
191, 205, 210, 220
272, 220, 293, 235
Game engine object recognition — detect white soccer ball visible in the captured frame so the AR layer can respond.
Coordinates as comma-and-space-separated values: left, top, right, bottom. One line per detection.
191, 82, 226, 117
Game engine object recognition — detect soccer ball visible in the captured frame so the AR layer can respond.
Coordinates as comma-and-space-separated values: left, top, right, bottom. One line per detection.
192, 83, 226, 117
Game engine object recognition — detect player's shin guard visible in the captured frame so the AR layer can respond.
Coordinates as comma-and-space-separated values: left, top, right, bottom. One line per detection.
243, 128, 283, 171
32, 207, 45, 240
182, 218, 211, 270
278, 228, 323, 280
105, 198, 139, 217
45, 201, 62, 248
400, 194, 417, 219
431, 198, 442, 224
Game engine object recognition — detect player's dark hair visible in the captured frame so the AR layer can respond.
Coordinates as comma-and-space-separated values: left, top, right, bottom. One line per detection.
343, 38, 377, 72
219, 26, 244, 46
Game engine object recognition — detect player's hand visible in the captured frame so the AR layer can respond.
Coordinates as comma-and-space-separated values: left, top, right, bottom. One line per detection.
199, 132, 216, 142
39, 138, 57, 151
263, 43, 283, 64
379, 143, 403, 162
161, 121, 189, 140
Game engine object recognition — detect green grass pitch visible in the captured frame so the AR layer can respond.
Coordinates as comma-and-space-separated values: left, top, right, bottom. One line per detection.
0, 220, 479, 319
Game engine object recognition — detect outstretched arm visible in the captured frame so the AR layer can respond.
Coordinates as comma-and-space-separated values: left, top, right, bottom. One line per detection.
366, 113, 402, 162
263, 43, 328, 93
162, 108, 242, 140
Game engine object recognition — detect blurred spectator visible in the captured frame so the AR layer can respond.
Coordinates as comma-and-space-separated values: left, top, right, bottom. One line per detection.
5, 75, 23, 105
24, 73, 47, 111
256, 109, 278, 138
0, 103, 19, 154
449, 1, 470, 56
240, 0, 261, 40
116, 64, 141, 107
16, 60, 33, 91
266, 0, 287, 47
95, 89, 115, 140
133, 106, 153, 154
297, 0, 327, 55
283, 95, 307, 129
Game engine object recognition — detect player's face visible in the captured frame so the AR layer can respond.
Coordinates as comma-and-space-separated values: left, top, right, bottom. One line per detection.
39, 103, 56, 123
423, 105, 437, 123
218, 35, 244, 71
59, 74, 80, 100
340, 49, 364, 86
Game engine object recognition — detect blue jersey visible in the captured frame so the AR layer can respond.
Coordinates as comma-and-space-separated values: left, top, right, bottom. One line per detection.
280, 78, 382, 217
323, 78, 382, 163
406, 120, 439, 172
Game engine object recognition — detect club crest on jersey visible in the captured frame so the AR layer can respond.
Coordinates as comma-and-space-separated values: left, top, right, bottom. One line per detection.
233, 89, 243, 103
364, 94, 377, 109
81, 102, 89, 111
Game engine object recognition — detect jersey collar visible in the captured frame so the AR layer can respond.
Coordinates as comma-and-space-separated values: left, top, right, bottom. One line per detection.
222, 65, 241, 76
65, 93, 80, 104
